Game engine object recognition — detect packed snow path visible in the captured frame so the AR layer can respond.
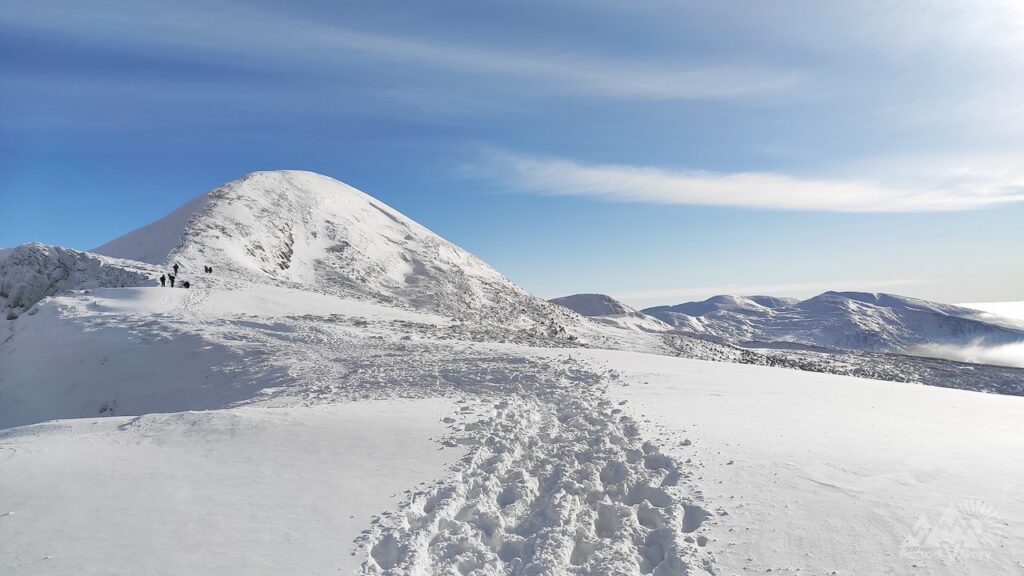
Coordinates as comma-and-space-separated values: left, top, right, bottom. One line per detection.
357, 361, 714, 575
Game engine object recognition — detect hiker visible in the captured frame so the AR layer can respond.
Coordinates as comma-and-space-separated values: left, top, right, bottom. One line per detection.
168, 273, 175, 288
160, 274, 166, 287
173, 263, 179, 275
182, 281, 191, 289
209, 266, 213, 274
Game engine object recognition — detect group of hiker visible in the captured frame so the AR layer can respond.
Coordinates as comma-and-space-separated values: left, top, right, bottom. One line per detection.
159, 262, 212, 289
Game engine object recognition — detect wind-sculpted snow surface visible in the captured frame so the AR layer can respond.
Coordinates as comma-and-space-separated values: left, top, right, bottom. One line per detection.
358, 358, 714, 576
0, 243, 156, 318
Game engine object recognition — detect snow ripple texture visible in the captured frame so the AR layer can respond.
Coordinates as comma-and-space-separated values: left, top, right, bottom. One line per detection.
358, 360, 715, 576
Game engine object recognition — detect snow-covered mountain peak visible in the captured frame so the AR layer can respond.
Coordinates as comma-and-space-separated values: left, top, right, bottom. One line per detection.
645, 294, 797, 319
91, 170, 575, 327
96, 170, 447, 281
549, 293, 672, 333
549, 293, 637, 317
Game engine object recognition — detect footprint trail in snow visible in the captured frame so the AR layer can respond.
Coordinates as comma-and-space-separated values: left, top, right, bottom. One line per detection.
357, 358, 716, 575
14, 288, 720, 574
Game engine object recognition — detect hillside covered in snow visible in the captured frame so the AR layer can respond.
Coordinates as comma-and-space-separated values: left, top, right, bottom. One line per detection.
549, 293, 671, 333
93, 171, 580, 332
0, 243, 159, 318
644, 291, 1024, 358
2, 171, 1023, 576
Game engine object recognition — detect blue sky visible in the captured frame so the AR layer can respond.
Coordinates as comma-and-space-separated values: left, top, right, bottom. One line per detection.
2, 1, 1023, 307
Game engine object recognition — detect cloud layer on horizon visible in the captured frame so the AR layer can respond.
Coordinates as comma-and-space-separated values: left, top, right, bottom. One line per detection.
473, 151, 1024, 213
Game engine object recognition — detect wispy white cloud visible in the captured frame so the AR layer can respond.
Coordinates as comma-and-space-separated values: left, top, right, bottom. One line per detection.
0, 2, 794, 101
473, 150, 1024, 212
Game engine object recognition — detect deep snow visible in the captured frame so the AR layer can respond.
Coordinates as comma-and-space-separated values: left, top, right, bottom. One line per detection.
590, 349, 1024, 576
1, 284, 717, 575
0, 401, 463, 575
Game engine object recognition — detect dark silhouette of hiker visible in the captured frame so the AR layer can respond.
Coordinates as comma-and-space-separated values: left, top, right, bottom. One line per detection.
209, 266, 213, 274
160, 274, 166, 287
173, 263, 179, 275
182, 281, 190, 289
168, 274, 175, 288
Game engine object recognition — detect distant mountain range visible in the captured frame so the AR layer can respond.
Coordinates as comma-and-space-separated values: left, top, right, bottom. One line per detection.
551, 291, 1024, 357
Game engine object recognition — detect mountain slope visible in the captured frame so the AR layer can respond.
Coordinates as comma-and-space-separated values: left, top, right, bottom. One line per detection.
549, 293, 636, 317
0, 243, 158, 318
644, 290, 1024, 354
550, 293, 671, 333
94, 170, 576, 328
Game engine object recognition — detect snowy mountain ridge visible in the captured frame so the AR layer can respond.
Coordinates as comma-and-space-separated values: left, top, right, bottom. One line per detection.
0, 242, 159, 318
549, 293, 671, 333
644, 290, 1024, 354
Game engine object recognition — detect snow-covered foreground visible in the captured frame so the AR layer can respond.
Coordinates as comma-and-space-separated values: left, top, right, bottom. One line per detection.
0, 400, 462, 576
573, 349, 1024, 576
5, 284, 1022, 574
1, 285, 716, 574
